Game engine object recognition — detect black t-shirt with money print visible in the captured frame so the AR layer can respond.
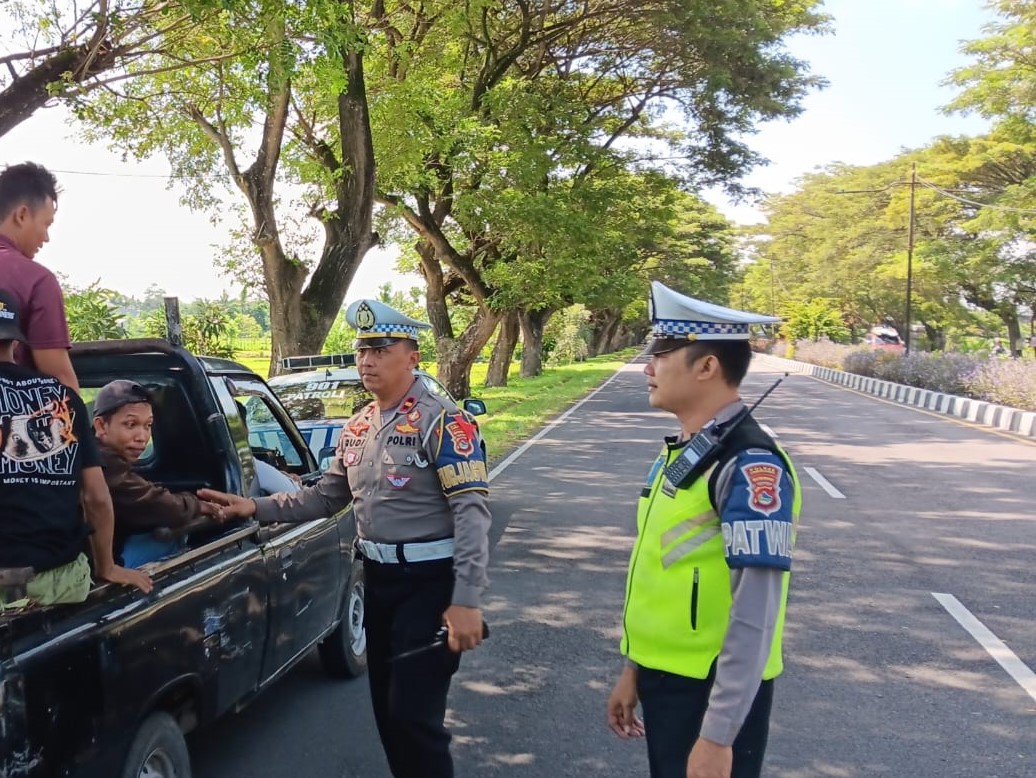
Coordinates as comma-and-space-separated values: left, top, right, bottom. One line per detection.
0, 362, 98, 571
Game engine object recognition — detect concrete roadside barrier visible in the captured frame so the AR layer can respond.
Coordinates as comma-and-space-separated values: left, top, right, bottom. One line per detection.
753, 353, 1036, 440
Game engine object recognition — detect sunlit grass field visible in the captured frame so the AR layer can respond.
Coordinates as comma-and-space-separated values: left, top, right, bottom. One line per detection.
235, 348, 641, 462
450, 351, 640, 461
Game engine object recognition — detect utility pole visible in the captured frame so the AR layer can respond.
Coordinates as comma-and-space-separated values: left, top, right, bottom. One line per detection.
905, 163, 917, 354
163, 296, 183, 347
769, 257, 776, 315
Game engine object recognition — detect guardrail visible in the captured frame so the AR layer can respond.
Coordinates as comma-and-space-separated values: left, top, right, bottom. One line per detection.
753, 353, 1036, 439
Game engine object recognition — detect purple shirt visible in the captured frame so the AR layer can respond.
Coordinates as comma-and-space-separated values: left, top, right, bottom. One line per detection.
0, 233, 71, 368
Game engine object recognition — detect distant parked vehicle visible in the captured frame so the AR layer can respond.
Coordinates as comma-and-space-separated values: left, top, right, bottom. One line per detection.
864, 325, 905, 353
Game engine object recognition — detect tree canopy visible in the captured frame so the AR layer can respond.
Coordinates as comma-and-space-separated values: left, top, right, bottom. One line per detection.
7, 0, 828, 389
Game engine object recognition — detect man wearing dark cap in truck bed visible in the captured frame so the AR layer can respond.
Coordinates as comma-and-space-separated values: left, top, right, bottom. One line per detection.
92, 380, 224, 567
200, 299, 491, 778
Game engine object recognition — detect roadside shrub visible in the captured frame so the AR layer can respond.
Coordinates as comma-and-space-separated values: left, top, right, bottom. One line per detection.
841, 349, 885, 377
783, 319, 1036, 409
880, 352, 983, 395
966, 358, 1036, 412
838, 350, 981, 395
793, 340, 859, 369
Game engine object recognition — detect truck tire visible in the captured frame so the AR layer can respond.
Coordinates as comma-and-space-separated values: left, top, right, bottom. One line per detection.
318, 556, 367, 678
120, 711, 191, 778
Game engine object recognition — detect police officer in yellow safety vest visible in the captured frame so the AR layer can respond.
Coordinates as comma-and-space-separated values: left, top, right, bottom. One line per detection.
607, 282, 801, 778
200, 300, 491, 778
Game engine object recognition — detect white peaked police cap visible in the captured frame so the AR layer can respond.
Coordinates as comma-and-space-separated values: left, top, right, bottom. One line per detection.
646, 281, 779, 354
346, 299, 431, 349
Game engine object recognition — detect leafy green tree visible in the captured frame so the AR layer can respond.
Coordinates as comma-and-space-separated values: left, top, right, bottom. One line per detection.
71, 0, 825, 394
779, 299, 850, 343
64, 282, 127, 341
545, 305, 592, 366
141, 304, 235, 357
945, 0, 1036, 125
0, 1, 241, 138
372, 0, 827, 394
74, 0, 378, 375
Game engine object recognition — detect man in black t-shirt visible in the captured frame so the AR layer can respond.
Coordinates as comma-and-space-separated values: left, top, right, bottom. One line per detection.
0, 289, 151, 606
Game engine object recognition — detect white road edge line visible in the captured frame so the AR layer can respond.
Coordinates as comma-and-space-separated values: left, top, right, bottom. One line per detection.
932, 592, 1036, 704
487, 363, 634, 482
803, 466, 846, 499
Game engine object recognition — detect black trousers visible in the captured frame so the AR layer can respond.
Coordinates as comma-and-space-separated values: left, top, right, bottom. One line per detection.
362, 556, 460, 778
636, 666, 775, 778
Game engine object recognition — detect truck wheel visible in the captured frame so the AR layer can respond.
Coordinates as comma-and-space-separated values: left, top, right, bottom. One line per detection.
318, 556, 367, 678
120, 711, 191, 778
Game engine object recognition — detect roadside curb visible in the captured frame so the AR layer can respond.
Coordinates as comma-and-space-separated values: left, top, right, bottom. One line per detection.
753, 353, 1036, 440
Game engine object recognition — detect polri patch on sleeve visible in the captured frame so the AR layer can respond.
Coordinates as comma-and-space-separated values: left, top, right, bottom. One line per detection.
742, 462, 782, 515
434, 411, 487, 496
719, 450, 794, 571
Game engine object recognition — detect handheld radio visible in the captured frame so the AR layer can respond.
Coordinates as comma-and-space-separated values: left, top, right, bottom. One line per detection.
661, 373, 787, 494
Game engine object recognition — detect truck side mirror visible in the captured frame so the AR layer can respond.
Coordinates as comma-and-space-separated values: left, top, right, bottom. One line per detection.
462, 398, 487, 417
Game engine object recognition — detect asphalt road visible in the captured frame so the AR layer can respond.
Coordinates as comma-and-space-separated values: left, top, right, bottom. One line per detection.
191, 356, 1036, 777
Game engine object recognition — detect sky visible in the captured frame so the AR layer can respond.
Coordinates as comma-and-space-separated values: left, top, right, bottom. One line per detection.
0, 0, 998, 302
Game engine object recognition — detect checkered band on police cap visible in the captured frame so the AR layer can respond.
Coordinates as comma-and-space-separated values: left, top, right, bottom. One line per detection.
650, 319, 750, 338
647, 281, 780, 343
345, 299, 431, 345
356, 322, 420, 341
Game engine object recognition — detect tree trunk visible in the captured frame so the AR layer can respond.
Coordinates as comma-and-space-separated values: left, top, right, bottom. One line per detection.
922, 322, 945, 352
417, 241, 499, 398
1003, 310, 1023, 357
434, 309, 498, 398
485, 311, 519, 387
607, 322, 637, 353
212, 25, 376, 376
588, 309, 622, 357
519, 308, 553, 378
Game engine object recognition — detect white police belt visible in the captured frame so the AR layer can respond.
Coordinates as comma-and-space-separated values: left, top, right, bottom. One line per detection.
357, 537, 454, 564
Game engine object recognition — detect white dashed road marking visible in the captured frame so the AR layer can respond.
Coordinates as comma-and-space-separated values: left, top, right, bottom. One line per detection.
803, 466, 846, 499
932, 592, 1036, 705
487, 362, 638, 482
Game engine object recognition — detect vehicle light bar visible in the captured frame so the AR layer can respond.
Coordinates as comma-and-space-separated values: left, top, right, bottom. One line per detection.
281, 353, 356, 371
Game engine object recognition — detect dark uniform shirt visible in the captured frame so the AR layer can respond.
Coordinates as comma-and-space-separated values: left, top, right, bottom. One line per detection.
255, 378, 491, 607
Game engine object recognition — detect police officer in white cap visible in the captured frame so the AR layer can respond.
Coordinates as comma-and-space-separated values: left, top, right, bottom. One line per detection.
607, 282, 802, 778
200, 299, 491, 778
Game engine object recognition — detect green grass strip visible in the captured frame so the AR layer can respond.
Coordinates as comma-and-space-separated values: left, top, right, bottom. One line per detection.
466, 349, 640, 463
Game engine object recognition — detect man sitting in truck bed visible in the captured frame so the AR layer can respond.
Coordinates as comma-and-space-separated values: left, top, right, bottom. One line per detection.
0, 290, 151, 606
92, 380, 225, 567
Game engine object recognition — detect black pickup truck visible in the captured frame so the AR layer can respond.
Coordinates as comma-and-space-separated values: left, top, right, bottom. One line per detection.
0, 339, 366, 778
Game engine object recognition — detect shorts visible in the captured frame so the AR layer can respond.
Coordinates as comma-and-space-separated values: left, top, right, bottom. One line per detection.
1, 553, 93, 608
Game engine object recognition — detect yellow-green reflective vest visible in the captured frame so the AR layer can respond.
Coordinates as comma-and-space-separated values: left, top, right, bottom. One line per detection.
621, 440, 801, 679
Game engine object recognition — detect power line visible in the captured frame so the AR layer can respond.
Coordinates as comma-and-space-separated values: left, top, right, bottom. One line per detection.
49, 168, 175, 179
915, 176, 1036, 214
833, 182, 903, 195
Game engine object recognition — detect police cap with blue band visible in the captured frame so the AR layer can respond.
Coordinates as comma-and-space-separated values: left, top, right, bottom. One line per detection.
646, 281, 780, 355
346, 299, 432, 349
